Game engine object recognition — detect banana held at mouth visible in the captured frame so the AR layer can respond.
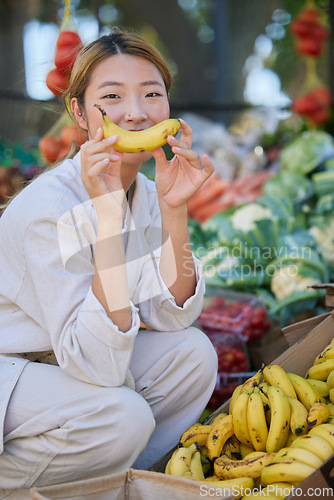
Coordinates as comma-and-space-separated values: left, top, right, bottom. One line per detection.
95, 104, 181, 153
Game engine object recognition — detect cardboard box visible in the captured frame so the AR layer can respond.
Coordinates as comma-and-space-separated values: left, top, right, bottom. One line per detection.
150, 311, 334, 498
26, 311, 334, 499
30, 469, 234, 500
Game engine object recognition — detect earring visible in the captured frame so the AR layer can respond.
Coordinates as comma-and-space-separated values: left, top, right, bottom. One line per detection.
78, 112, 82, 116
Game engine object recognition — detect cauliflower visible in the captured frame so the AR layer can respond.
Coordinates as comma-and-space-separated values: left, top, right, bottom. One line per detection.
271, 264, 318, 302
309, 217, 334, 266
231, 203, 273, 232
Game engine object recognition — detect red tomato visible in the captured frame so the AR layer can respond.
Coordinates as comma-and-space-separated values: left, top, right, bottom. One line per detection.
56, 145, 71, 160
292, 95, 320, 115
310, 86, 331, 107
299, 7, 321, 24
39, 136, 63, 163
56, 30, 82, 49
295, 37, 324, 57
60, 125, 87, 148
55, 45, 81, 73
290, 20, 316, 38
309, 107, 331, 125
46, 68, 70, 96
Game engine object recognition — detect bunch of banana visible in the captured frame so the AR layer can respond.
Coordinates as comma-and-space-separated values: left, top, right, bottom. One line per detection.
260, 425, 334, 486
165, 443, 198, 477
95, 104, 181, 153
165, 343, 334, 495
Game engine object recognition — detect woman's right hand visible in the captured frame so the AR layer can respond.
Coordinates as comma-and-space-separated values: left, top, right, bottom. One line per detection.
80, 127, 125, 218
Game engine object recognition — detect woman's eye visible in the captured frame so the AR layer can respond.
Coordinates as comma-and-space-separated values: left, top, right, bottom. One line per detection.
146, 92, 162, 98
102, 94, 120, 99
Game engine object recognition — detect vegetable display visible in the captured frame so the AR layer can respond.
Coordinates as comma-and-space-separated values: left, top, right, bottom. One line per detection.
189, 126, 334, 327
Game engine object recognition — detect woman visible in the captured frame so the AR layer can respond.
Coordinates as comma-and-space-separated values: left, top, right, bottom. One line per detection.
0, 28, 217, 491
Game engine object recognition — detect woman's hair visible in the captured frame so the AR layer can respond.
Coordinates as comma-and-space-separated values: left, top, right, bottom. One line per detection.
0, 28, 172, 215
63, 27, 172, 118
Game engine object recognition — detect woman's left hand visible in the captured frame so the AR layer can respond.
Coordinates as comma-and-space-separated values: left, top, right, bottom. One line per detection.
151, 118, 214, 211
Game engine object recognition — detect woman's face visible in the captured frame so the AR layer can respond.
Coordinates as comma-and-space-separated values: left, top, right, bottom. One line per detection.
75, 53, 170, 164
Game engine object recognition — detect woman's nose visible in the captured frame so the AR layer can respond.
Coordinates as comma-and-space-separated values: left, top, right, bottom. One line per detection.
124, 99, 148, 122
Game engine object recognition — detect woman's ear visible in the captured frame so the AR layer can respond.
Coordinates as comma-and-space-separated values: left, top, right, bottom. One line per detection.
71, 97, 88, 130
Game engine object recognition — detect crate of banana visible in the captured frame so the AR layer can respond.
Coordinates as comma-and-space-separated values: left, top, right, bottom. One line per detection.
163, 336, 334, 499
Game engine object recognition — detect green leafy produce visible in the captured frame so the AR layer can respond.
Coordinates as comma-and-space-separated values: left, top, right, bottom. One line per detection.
263, 172, 314, 205
280, 130, 334, 175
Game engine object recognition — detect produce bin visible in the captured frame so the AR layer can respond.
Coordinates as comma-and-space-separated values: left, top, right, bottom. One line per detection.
30, 469, 234, 500
149, 311, 334, 498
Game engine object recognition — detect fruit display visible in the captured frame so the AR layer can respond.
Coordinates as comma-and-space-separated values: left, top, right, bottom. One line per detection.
197, 290, 272, 410
46, 0, 83, 97
289, 3, 331, 126
38, 113, 87, 165
290, 5, 329, 59
95, 104, 181, 153
164, 335, 334, 498
198, 294, 271, 342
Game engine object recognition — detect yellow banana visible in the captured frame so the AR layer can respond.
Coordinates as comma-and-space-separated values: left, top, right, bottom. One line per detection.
95, 104, 181, 153
164, 457, 172, 474
306, 402, 330, 429
239, 443, 256, 459
261, 461, 316, 485
306, 358, 334, 381
229, 384, 243, 415
189, 450, 205, 481
291, 434, 333, 462
287, 372, 322, 410
327, 370, 334, 391
307, 378, 329, 398
274, 446, 323, 469
208, 412, 228, 427
254, 386, 270, 411
204, 477, 254, 499
169, 443, 197, 476
285, 430, 300, 447
308, 423, 334, 450
222, 440, 233, 459
263, 364, 297, 399
258, 381, 271, 396
232, 390, 253, 446
313, 344, 334, 365
287, 395, 308, 436
229, 433, 241, 457
261, 483, 295, 499
214, 452, 274, 480
327, 403, 334, 416
247, 391, 268, 452
240, 494, 278, 499
330, 387, 334, 404
179, 423, 211, 447
205, 413, 234, 461
240, 366, 264, 394
266, 386, 290, 453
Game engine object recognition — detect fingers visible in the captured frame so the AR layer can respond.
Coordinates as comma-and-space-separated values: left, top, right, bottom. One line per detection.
201, 153, 215, 178
178, 117, 193, 145
82, 128, 119, 155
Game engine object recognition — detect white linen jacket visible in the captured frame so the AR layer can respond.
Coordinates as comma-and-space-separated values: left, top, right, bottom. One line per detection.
0, 152, 205, 454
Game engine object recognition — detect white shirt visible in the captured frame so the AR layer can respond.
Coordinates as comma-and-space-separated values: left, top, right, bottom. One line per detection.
0, 152, 204, 452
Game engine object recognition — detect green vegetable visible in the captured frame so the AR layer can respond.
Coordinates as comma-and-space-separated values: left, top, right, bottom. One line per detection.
263, 172, 314, 205
311, 170, 334, 197
280, 130, 334, 175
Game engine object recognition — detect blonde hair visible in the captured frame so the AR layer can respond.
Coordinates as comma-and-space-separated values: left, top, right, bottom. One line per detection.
0, 28, 172, 215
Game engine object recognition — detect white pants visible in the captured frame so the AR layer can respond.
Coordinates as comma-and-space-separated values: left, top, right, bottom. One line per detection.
0, 327, 217, 495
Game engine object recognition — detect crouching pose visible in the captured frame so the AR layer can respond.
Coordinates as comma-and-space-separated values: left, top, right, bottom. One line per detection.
0, 28, 217, 493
